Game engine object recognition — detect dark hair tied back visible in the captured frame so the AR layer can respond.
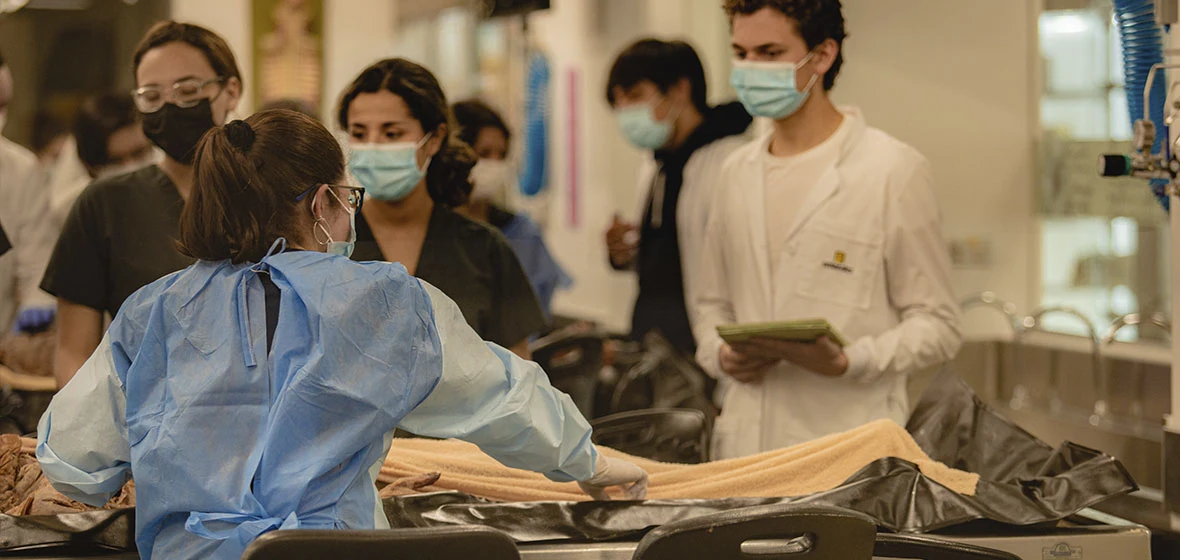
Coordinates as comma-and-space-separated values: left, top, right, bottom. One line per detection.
179, 109, 345, 264
224, 120, 256, 152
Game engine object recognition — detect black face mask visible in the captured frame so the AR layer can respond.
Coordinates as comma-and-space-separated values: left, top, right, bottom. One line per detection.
142, 98, 217, 165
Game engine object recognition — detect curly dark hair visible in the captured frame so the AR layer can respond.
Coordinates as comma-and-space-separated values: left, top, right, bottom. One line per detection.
724, 0, 846, 91
338, 58, 476, 208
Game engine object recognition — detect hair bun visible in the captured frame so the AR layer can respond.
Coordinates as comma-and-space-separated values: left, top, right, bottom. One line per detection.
224, 120, 255, 152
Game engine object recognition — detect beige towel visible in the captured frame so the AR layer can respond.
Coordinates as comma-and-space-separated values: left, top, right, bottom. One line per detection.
379, 419, 978, 501
0, 419, 978, 516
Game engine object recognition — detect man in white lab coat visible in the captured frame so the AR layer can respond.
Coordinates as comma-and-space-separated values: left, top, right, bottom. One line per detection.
0, 49, 55, 333
694, 0, 962, 459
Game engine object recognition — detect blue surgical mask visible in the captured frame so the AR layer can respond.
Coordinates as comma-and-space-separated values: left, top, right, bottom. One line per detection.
348, 134, 432, 202
730, 53, 818, 120
315, 189, 356, 258
615, 101, 678, 150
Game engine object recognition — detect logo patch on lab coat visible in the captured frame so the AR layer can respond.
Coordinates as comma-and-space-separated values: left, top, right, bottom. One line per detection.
823, 250, 853, 273
1042, 542, 1082, 559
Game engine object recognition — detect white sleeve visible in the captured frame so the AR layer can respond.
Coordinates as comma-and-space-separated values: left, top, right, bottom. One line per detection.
842, 158, 963, 383
692, 161, 740, 380
398, 282, 599, 483
678, 141, 739, 337
36, 332, 131, 506
10, 155, 54, 310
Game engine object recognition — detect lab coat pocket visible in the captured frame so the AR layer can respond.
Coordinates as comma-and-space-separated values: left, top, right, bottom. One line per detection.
794, 227, 881, 310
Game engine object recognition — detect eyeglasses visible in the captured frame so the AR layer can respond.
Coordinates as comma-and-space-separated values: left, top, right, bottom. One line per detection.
296, 184, 365, 213
132, 77, 226, 114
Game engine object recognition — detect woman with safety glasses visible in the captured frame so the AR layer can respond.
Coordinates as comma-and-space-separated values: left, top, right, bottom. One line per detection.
41, 21, 243, 387
338, 59, 547, 359
36, 109, 648, 560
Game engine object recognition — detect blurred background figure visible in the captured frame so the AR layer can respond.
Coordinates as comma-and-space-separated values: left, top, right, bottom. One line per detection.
41, 21, 243, 387
453, 98, 571, 321
45, 92, 158, 230
604, 38, 752, 356
0, 48, 55, 334
30, 110, 68, 170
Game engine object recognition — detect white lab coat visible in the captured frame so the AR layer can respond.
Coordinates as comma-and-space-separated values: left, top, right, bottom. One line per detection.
0, 136, 54, 330
45, 136, 92, 232
693, 108, 962, 459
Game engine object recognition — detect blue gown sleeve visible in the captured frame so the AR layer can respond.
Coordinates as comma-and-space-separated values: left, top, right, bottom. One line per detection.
398, 281, 598, 483
35, 331, 132, 506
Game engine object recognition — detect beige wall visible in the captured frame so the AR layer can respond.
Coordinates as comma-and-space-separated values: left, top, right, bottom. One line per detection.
833, 0, 1041, 338
171, 0, 253, 115
171, 0, 400, 124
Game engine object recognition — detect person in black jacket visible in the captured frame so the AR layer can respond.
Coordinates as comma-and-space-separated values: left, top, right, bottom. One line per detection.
604, 38, 753, 355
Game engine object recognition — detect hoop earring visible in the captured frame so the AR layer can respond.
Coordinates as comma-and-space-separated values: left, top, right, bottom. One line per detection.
313, 218, 333, 246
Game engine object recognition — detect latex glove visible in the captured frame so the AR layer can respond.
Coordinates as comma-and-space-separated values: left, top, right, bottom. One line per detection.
14, 307, 55, 334
577, 453, 649, 501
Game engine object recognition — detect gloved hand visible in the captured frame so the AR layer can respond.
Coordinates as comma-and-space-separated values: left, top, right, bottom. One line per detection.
577, 453, 649, 501
14, 307, 55, 334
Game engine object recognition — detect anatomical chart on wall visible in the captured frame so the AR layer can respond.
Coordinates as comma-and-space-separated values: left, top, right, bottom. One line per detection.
252, 0, 324, 114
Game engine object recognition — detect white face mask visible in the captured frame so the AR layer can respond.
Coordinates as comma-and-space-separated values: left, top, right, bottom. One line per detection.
468, 159, 516, 206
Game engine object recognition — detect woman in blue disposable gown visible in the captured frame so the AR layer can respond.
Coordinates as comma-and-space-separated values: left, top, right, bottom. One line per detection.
35, 109, 648, 560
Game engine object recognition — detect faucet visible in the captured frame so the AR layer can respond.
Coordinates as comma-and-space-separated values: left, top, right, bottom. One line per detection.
1017, 306, 1103, 423
959, 292, 1021, 332
959, 292, 1022, 402
1104, 311, 1172, 344
1103, 312, 1171, 430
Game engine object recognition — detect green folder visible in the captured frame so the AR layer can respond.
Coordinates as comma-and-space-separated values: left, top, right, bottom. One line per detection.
716, 319, 849, 347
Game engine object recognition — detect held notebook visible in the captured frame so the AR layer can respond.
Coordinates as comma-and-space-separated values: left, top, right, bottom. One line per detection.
716, 319, 850, 347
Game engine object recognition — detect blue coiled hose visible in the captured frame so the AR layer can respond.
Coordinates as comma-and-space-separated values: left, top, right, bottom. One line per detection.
1113, 0, 1171, 211
520, 51, 550, 197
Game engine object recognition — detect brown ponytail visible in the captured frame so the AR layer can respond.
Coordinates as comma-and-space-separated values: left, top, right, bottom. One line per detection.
178, 109, 345, 263
338, 58, 476, 208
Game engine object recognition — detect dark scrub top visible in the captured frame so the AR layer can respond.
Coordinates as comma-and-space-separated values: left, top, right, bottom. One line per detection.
486, 205, 571, 320
41, 165, 194, 317
0, 223, 10, 257
352, 205, 546, 348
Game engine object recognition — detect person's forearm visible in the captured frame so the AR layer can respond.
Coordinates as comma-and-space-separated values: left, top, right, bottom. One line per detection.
55, 344, 94, 389
510, 339, 532, 360
38, 332, 131, 504
399, 282, 598, 482
54, 300, 104, 388
842, 311, 962, 383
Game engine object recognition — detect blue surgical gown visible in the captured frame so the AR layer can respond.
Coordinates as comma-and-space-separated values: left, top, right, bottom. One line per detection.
36, 249, 598, 560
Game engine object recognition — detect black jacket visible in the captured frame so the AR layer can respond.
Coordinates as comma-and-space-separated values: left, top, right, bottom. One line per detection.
625, 102, 753, 355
